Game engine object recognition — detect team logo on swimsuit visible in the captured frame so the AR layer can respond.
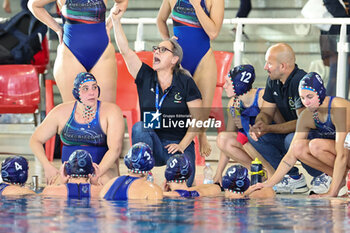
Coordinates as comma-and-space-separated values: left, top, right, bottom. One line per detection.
144, 111, 161, 129
288, 97, 296, 110
174, 92, 182, 103
81, 185, 89, 194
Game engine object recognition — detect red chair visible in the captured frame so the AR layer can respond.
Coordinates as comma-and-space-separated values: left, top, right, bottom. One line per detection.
32, 36, 50, 75
115, 53, 142, 146
116, 51, 155, 145
210, 51, 234, 131
31, 35, 50, 121
194, 51, 234, 165
0, 64, 40, 124
44, 79, 56, 161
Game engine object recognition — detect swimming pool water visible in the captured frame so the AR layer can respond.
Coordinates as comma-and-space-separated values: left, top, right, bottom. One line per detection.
0, 195, 349, 233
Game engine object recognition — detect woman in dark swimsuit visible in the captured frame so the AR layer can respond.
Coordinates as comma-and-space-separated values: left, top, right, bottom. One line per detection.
100, 143, 163, 200
254, 72, 350, 197
0, 156, 35, 196
30, 72, 124, 185
157, 0, 224, 157
28, 0, 128, 102
163, 154, 221, 198
42, 149, 103, 199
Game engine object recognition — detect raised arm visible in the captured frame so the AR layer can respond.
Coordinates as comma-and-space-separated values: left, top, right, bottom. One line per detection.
115, 0, 128, 11
190, 0, 224, 40
156, 0, 172, 40
107, 0, 129, 32
110, 3, 142, 78
28, 0, 63, 43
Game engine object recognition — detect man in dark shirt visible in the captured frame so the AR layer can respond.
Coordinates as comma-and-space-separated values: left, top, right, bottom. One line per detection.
249, 43, 331, 194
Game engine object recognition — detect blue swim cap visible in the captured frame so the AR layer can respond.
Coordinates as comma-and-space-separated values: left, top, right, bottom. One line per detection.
228, 64, 255, 96
299, 72, 326, 106
72, 72, 100, 102
165, 154, 192, 182
222, 165, 250, 193
124, 143, 154, 174
1, 156, 28, 184
65, 150, 94, 177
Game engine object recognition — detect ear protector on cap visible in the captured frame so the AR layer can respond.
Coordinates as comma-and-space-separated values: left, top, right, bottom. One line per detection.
165, 154, 192, 182
222, 165, 250, 193
1, 156, 28, 184
228, 64, 256, 96
299, 72, 326, 106
72, 72, 101, 102
124, 142, 155, 173
64, 150, 94, 177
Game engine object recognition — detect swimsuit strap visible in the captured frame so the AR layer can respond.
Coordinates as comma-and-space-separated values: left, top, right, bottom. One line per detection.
0, 183, 9, 195
326, 96, 335, 122
252, 88, 262, 106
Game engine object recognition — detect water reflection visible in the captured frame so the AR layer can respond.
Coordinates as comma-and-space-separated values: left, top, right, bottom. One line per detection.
0, 196, 350, 232
0, 196, 30, 233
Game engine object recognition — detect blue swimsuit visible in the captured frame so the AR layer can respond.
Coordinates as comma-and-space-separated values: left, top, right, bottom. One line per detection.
174, 189, 200, 198
60, 100, 108, 164
172, 0, 210, 75
61, 0, 108, 71
313, 96, 336, 140
229, 88, 262, 136
104, 176, 140, 200
66, 183, 91, 199
0, 183, 9, 196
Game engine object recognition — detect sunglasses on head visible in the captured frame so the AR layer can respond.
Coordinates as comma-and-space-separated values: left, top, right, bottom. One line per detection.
152, 46, 173, 54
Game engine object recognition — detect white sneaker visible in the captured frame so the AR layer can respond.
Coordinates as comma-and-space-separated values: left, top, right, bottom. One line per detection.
273, 174, 309, 194
309, 173, 332, 194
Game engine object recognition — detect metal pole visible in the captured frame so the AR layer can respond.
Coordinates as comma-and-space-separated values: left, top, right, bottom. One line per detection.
134, 21, 145, 51
233, 22, 244, 67
336, 23, 349, 98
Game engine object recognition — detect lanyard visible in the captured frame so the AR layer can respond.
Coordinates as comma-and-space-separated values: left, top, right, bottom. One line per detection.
155, 83, 172, 112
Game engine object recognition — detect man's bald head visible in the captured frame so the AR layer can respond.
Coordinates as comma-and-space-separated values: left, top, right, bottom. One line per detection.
264, 43, 296, 83
267, 43, 295, 66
